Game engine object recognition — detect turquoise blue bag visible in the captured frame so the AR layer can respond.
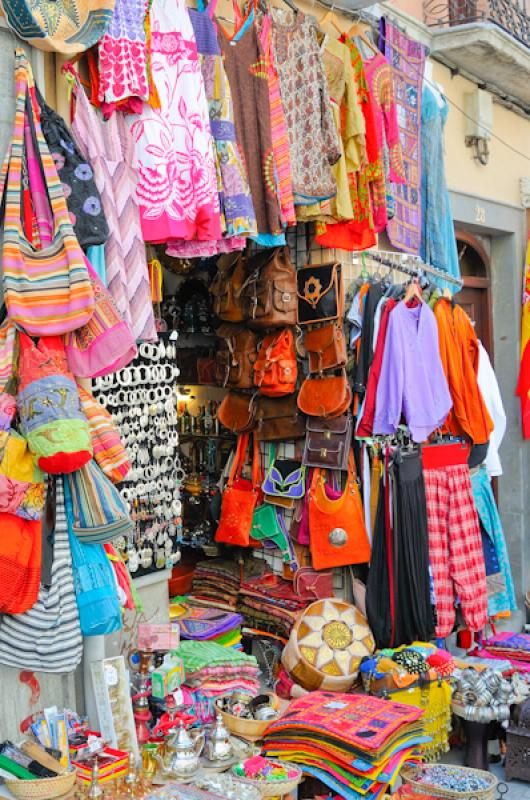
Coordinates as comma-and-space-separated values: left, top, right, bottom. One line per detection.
64, 478, 122, 637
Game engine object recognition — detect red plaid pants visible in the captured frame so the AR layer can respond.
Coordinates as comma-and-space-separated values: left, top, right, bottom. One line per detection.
424, 464, 488, 639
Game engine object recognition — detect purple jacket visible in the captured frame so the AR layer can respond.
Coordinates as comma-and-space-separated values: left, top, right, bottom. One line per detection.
373, 300, 452, 442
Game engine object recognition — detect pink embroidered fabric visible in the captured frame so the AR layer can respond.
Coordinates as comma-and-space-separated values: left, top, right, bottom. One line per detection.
98, 0, 150, 106
128, 0, 222, 244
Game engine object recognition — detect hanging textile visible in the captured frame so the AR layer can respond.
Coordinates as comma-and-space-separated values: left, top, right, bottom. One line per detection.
71, 78, 157, 342
271, 8, 341, 205
167, 0, 257, 257
97, 0, 150, 111
127, 0, 221, 244
381, 18, 426, 255
218, 8, 283, 243
420, 84, 460, 287
516, 237, 530, 438
471, 465, 516, 618
424, 463, 488, 639
477, 341, 506, 477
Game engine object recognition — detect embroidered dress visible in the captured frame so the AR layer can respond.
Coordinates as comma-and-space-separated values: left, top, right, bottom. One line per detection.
167, 1, 256, 257
420, 84, 460, 286
271, 9, 341, 204
315, 38, 378, 251
218, 12, 283, 241
72, 85, 156, 342
363, 51, 405, 233
128, 0, 221, 244
98, 0, 149, 108
297, 35, 365, 223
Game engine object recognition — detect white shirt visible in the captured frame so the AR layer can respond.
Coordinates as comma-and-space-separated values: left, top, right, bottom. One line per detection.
477, 341, 506, 477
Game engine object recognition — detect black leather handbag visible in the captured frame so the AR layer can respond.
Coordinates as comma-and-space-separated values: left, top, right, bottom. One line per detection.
296, 262, 344, 326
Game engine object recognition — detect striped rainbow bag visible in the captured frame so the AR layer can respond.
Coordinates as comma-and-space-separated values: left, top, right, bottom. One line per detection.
1, 51, 95, 336
78, 386, 130, 484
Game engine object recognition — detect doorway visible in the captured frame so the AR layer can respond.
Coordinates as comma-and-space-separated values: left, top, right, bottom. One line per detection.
455, 231, 493, 358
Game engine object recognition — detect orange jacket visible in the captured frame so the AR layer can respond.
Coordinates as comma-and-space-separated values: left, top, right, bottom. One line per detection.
434, 298, 493, 445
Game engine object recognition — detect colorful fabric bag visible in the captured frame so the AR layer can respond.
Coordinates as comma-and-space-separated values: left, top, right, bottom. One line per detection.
65, 459, 133, 543
215, 434, 260, 547
0, 478, 83, 673
78, 387, 130, 483
36, 87, 109, 249
64, 479, 122, 636
1, 52, 95, 336
0, 429, 45, 520
17, 333, 92, 474
0, 511, 41, 614
0, 318, 17, 394
64, 263, 137, 378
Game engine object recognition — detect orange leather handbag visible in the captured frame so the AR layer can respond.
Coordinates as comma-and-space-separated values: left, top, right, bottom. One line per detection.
254, 328, 297, 397
297, 370, 352, 418
304, 322, 347, 374
217, 391, 257, 433
309, 452, 371, 570
215, 433, 261, 547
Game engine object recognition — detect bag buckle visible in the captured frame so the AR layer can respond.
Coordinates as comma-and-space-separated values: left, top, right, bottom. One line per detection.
324, 431, 332, 440
320, 448, 327, 458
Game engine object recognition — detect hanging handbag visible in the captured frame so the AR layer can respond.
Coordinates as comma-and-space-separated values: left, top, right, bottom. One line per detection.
0, 0, 115, 54
0, 478, 83, 674
217, 391, 257, 433
78, 387, 130, 484
215, 433, 261, 547
64, 459, 133, 543
64, 262, 137, 379
240, 247, 297, 330
210, 254, 247, 322
293, 566, 334, 600
35, 87, 109, 248
255, 395, 306, 442
303, 413, 353, 470
253, 328, 297, 397
64, 480, 122, 637
296, 262, 343, 326
1, 53, 95, 336
304, 322, 347, 374
216, 324, 260, 390
17, 333, 93, 474
297, 370, 352, 418
262, 443, 305, 502
308, 453, 371, 570
250, 504, 298, 570
0, 429, 45, 520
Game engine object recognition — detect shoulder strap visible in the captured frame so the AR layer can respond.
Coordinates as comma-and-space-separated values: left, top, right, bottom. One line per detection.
251, 434, 261, 490
227, 433, 249, 485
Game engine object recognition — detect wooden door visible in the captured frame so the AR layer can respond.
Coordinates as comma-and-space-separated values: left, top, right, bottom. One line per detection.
456, 279, 493, 357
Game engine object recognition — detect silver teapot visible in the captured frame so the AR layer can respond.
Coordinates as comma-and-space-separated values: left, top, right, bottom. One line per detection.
205, 714, 233, 763
156, 721, 205, 779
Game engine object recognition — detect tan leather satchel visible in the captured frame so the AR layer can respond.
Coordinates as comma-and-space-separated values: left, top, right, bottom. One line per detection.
304, 322, 347, 374
210, 254, 247, 322
297, 370, 352, 418
255, 395, 306, 441
241, 247, 297, 330
216, 324, 259, 390
217, 391, 257, 433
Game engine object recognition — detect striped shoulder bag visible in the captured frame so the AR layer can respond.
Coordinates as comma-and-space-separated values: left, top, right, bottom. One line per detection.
1, 50, 94, 336
0, 477, 83, 674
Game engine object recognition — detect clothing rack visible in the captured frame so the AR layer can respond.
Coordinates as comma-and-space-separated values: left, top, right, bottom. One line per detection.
353, 249, 464, 289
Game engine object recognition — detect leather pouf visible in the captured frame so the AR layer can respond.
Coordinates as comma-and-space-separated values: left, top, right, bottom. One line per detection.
0, 0, 115, 53
282, 598, 375, 692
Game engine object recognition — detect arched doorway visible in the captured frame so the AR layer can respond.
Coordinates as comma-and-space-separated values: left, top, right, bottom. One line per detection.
455, 231, 493, 359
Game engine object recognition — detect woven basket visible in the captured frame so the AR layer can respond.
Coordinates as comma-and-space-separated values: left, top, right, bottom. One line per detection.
5, 771, 77, 800
231, 760, 302, 797
400, 764, 498, 800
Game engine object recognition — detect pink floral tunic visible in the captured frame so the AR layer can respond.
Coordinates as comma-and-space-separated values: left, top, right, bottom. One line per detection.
128, 0, 222, 243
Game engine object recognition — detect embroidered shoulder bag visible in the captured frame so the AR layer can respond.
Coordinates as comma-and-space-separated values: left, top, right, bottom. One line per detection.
215, 433, 261, 547
1, 52, 95, 336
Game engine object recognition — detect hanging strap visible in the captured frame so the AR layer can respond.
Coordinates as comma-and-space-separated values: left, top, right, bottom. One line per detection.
228, 433, 261, 490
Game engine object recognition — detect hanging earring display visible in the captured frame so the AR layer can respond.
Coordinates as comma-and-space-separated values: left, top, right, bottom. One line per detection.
93, 340, 184, 577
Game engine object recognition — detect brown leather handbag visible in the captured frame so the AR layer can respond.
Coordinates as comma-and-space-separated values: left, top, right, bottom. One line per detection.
304, 322, 347, 374
303, 413, 353, 470
255, 395, 306, 441
241, 247, 297, 330
296, 262, 344, 326
309, 452, 371, 570
217, 391, 257, 433
210, 254, 247, 322
253, 328, 297, 397
216, 324, 259, 389
297, 370, 352, 418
